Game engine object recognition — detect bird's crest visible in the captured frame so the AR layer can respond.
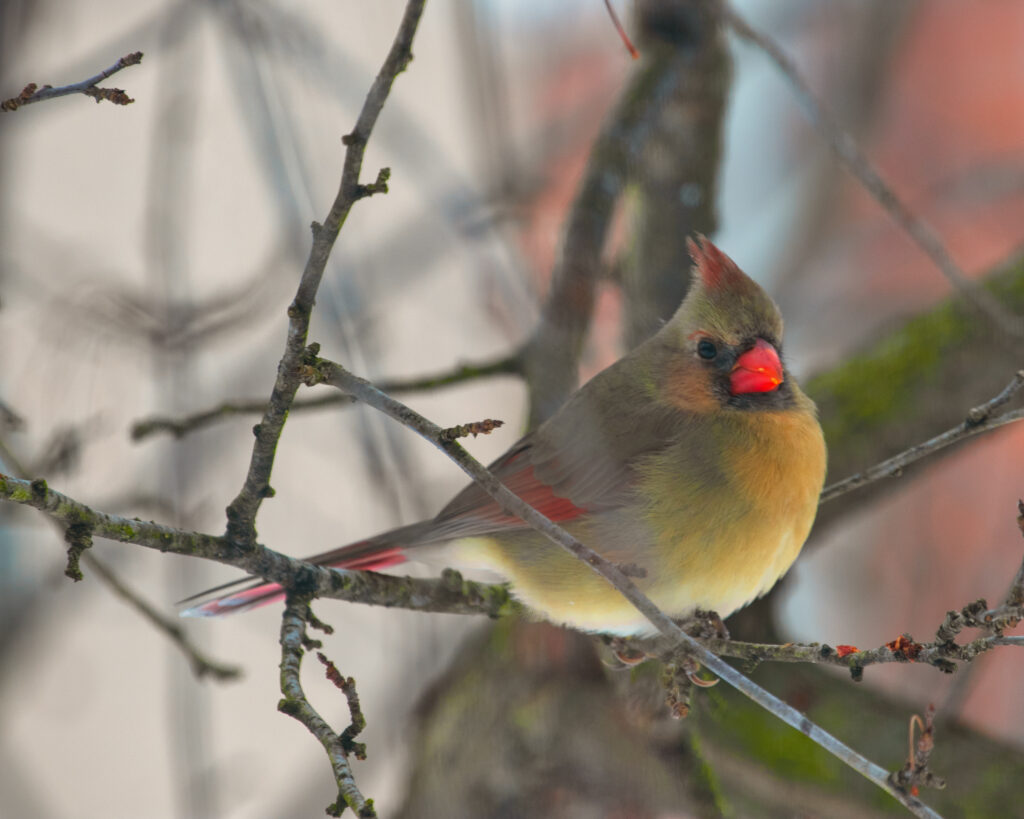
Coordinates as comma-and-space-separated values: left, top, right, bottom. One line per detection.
686, 234, 748, 293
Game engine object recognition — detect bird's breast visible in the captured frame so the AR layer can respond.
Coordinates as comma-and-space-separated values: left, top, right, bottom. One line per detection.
641, 406, 826, 618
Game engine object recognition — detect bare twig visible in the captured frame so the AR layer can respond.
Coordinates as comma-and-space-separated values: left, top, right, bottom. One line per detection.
0, 437, 240, 681
130, 353, 519, 441
721, 4, 1024, 342
222, 0, 426, 549
316, 653, 368, 760
278, 597, 376, 818
83, 554, 241, 681
603, 0, 639, 59
1007, 500, 1024, 607
304, 356, 941, 819
439, 418, 504, 442
821, 372, 1024, 503
1, 51, 143, 111
889, 705, 946, 796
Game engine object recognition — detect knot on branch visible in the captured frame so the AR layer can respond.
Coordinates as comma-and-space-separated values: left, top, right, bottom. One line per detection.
30, 477, 48, 498
286, 565, 322, 605
223, 509, 259, 553
63, 519, 94, 582
118, 51, 144, 68
355, 167, 391, 200
1, 83, 41, 111
83, 86, 133, 106
440, 567, 464, 591
885, 634, 923, 662
439, 418, 504, 442
298, 347, 329, 387
936, 598, 990, 645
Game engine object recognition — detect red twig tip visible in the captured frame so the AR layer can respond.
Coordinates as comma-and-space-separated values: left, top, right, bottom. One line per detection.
604, 0, 639, 59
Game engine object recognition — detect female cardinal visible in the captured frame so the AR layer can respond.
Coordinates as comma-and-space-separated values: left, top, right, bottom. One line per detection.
183, 236, 826, 635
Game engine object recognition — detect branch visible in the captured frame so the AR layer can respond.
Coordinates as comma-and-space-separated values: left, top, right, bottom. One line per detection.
303, 355, 941, 818
1, 51, 143, 111
82, 553, 241, 681
0, 473, 513, 617
821, 372, 1024, 503
0, 432, 240, 681
521, 13, 714, 425
222, 0, 426, 549
129, 353, 519, 441
720, 4, 1024, 343
278, 596, 376, 818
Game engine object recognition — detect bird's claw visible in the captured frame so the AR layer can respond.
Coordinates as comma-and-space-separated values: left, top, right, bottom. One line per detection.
602, 637, 652, 668
685, 667, 719, 688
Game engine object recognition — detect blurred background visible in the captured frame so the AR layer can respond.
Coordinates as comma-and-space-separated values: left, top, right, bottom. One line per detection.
2, 0, 1024, 816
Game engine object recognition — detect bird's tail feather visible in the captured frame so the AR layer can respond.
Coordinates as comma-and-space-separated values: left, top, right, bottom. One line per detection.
179, 522, 429, 617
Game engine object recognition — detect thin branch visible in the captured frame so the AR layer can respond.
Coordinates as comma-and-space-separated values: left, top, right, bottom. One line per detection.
130, 353, 519, 441
222, 0, 427, 549
0, 436, 240, 681
304, 356, 941, 819
721, 4, 1024, 343
1006, 500, 1024, 607
316, 652, 369, 760
821, 372, 1024, 503
696, 617, 1022, 680
1, 51, 143, 111
521, 23, 704, 425
278, 596, 376, 818
82, 553, 241, 681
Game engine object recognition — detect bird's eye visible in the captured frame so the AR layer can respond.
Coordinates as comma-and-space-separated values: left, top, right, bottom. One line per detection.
697, 339, 718, 360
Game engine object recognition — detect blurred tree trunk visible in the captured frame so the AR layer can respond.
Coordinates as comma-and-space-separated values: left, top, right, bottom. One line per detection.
620, 0, 728, 348
402, 2, 739, 815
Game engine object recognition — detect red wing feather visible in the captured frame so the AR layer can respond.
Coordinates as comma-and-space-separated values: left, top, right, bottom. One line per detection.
432, 447, 589, 535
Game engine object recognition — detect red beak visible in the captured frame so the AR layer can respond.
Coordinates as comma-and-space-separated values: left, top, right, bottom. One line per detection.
730, 339, 783, 395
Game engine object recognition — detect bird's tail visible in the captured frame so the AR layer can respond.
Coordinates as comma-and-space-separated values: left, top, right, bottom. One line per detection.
179, 522, 428, 617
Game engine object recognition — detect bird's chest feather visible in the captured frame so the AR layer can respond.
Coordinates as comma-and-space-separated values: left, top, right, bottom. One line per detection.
638, 407, 826, 616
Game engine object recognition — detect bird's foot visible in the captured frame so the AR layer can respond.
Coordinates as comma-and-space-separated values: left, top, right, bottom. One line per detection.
693, 608, 730, 640
685, 667, 719, 688
603, 637, 652, 668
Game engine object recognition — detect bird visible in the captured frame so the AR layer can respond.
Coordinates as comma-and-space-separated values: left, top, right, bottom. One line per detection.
182, 236, 827, 636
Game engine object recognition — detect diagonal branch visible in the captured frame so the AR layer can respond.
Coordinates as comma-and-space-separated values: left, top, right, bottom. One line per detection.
1, 51, 143, 111
304, 355, 941, 819
0, 433, 240, 681
721, 3, 1024, 343
82, 553, 241, 681
821, 372, 1024, 503
223, 0, 426, 549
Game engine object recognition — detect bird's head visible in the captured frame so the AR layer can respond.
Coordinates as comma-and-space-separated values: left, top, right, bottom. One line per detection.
660, 235, 794, 412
